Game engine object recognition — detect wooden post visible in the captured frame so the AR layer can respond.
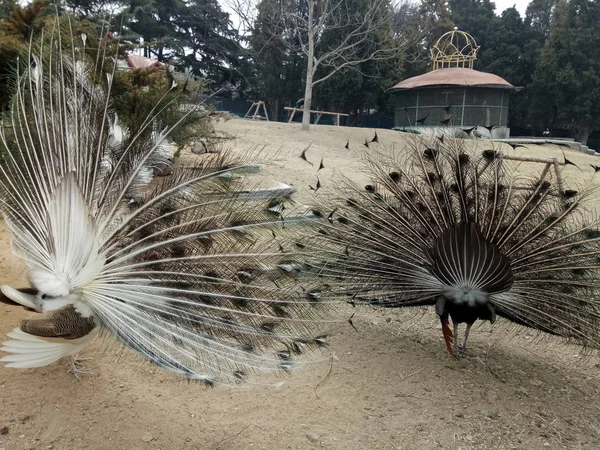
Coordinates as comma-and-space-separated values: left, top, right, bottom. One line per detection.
244, 101, 269, 121
288, 109, 296, 123
500, 152, 572, 198
502, 154, 567, 166
243, 102, 256, 119
553, 158, 565, 194
261, 102, 270, 121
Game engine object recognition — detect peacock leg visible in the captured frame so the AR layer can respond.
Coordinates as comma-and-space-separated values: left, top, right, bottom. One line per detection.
453, 321, 460, 357
67, 354, 93, 379
440, 315, 454, 356
458, 323, 473, 356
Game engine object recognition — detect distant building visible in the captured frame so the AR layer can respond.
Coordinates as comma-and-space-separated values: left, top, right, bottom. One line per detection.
120, 54, 166, 70
389, 29, 519, 139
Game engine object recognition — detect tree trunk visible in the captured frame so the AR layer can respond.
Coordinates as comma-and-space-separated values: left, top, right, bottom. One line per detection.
301, 65, 314, 131
301, 0, 316, 131
273, 98, 280, 122
574, 124, 592, 145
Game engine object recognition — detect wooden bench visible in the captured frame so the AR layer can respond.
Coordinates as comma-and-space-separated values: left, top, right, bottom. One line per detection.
284, 107, 348, 126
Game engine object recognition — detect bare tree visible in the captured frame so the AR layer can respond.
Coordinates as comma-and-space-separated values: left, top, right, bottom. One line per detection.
283, 0, 403, 130
225, 0, 415, 130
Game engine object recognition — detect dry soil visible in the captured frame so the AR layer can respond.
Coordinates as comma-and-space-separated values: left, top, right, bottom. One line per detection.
1, 119, 599, 450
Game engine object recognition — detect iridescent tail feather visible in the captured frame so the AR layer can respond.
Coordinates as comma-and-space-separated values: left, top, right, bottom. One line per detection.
304, 136, 600, 354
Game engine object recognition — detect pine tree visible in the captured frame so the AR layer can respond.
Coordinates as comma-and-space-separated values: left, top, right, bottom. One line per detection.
525, 0, 556, 39
478, 7, 532, 128
0, 0, 52, 111
179, 0, 247, 84
124, 0, 186, 61
0, 0, 17, 21
448, 0, 495, 53
529, 0, 600, 144
249, 0, 305, 120
419, 0, 454, 53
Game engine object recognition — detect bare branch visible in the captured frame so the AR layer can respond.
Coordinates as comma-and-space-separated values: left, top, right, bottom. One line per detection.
220, 0, 258, 36
312, 42, 403, 87
250, 0, 418, 130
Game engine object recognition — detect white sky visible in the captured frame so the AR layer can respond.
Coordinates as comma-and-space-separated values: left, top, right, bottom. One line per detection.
219, 0, 531, 33
494, 0, 528, 16
15, 0, 529, 22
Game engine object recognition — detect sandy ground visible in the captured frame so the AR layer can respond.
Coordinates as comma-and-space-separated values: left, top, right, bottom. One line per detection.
1, 119, 600, 450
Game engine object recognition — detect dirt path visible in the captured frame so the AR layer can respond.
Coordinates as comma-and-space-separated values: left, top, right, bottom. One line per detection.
1, 119, 599, 450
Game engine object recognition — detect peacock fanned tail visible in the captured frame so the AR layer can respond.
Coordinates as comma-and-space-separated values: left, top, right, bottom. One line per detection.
307, 136, 600, 353
0, 19, 331, 384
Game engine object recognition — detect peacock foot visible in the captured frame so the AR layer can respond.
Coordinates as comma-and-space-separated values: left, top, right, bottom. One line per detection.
66, 354, 93, 379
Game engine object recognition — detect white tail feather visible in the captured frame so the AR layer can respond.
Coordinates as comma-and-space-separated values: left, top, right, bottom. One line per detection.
0, 23, 332, 383
1, 286, 40, 311
27, 174, 105, 297
0, 327, 98, 368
